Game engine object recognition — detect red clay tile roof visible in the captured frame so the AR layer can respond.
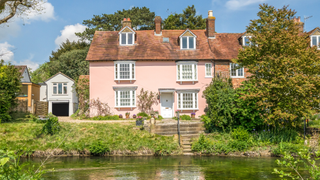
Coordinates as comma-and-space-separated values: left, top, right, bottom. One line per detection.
86, 29, 243, 61
209, 33, 243, 60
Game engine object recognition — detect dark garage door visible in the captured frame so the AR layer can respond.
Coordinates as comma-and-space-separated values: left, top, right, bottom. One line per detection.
52, 102, 69, 116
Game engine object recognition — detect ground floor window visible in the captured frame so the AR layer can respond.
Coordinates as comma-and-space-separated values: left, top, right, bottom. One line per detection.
115, 90, 135, 107
177, 92, 198, 110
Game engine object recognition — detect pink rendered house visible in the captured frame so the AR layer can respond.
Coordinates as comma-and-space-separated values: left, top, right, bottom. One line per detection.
86, 10, 249, 118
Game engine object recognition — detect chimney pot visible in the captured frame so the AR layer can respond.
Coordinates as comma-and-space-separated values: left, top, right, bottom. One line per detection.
122, 18, 132, 28
206, 10, 215, 38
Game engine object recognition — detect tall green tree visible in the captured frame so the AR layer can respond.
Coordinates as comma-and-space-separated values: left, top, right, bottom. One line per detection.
0, 60, 21, 122
76, 7, 155, 41
234, 4, 320, 127
163, 5, 206, 30
31, 40, 89, 83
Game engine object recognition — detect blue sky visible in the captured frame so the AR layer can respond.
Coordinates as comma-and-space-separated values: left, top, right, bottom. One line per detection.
0, 0, 319, 71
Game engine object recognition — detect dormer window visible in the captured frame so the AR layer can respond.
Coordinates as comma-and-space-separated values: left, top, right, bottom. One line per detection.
242, 36, 253, 46
119, 26, 135, 46
179, 29, 197, 50
311, 35, 320, 49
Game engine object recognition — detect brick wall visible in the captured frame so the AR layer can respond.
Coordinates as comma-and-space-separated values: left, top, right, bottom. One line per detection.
214, 60, 250, 88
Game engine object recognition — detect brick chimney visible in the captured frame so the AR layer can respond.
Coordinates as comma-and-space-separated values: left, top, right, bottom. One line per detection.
122, 18, 132, 28
154, 16, 162, 35
293, 16, 304, 33
206, 10, 215, 38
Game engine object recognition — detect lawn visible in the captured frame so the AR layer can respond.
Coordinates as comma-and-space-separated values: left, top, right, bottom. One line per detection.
0, 114, 180, 156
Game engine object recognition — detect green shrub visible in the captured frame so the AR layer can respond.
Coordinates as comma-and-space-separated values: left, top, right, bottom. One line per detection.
137, 112, 148, 117
0, 150, 45, 179
234, 81, 265, 131
179, 115, 191, 120
231, 127, 250, 141
203, 75, 237, 132
192, 134, 214, 152
253, 128, 299, 144
157, 115, 163, 120
271, 142, 305, 156
41, 114, 60, 135
229, 140, 250, 152
91, 115, 119, 120
89, 141, 110, 156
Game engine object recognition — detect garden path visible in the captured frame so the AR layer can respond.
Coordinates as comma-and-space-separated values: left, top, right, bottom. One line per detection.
58, 117, 135, 124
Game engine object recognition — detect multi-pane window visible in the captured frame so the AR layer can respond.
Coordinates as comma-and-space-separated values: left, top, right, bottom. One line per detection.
120, 33, 134, 45
115, 61, 135, 80
177, 62, 197, 81
311, 36, 320, 49
230, 63, 244, 78
115, 90, 136, 107
53, 83, 67, 95
205, 63, 212, 77
177, 92, 198, 110
243, 36, 253, 46
181, 36, 195, 50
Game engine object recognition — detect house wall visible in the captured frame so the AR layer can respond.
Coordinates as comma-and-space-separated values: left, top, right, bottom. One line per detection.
40, 85, 47, 102
31, 84, 40, 102
89, 60, 248, 118
46, 74, 78, 116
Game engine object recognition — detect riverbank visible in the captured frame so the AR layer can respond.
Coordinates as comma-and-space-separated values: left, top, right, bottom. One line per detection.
0, 119, 181, 157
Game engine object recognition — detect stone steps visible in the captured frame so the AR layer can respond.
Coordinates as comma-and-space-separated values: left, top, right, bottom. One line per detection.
153, 122, 204, 156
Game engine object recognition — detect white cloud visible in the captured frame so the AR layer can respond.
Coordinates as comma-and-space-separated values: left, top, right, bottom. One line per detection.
0, 42, 39, 70
225, 0, 266, 10
54, 23, 88, 47
24, 2, 56, 23
0, 42, 14, 62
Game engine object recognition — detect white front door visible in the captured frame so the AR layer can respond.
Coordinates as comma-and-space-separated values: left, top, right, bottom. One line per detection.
161, 93, 173, 118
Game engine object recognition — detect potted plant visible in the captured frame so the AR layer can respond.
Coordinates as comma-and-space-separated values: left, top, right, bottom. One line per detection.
133, 114, 136, 118
119, 114, 123, 119
191, 112, 195, 118
136, 116, 144, 126
125, 112, 130, 119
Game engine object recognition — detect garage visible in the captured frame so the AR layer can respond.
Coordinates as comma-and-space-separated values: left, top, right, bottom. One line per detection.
52, 102, 69, 116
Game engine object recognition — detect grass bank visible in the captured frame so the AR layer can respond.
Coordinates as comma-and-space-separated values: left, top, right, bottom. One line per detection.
0, 117, 181, 157
191, 127, 317, 157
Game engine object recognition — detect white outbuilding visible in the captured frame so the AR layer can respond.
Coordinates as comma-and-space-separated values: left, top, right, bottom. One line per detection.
41, 72, 78, 116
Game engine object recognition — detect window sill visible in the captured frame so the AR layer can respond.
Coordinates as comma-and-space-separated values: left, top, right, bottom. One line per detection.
119, 44, 135, 46
115, 79, 136, 81
180, 48, 196, 50
230, 76, 245, 78
205, 76, 213, 78
52, 94, 68, 96
177, 109, 199, 111
177, 80, 198, 84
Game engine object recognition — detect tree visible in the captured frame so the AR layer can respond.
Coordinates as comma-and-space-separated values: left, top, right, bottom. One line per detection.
234, 4, 320, 127
202, 75, 237, 132
30, 40, 89, 83
0, 60, 21, 122
0, 0, 43, 25
49, 47, 89, 81
137, 88, 158, 114
163, 5, 206, 30
76, 7, 155, 41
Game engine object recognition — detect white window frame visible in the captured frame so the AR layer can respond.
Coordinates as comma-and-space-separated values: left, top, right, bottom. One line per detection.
114, 61, 136, 81
177, 91, 198, 110
180, 36, 196, 50
176, 61, 198, 83
114, 88, 136, 109
119, 32, 134, 46
310, 35, 320, 50
242, 36, 253, 47
53, 83, 67, 95
230, 63, 244, 78
205, 63, 212, 77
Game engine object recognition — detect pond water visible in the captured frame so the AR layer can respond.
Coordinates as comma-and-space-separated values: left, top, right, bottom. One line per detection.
26, 156, 287, 180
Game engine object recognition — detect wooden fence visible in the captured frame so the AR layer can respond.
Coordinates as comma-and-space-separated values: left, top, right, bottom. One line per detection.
35, 101, 48, 116
11, 99, 28, 112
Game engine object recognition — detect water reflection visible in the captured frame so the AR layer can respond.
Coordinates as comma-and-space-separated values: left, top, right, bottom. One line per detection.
27, 156, 281, 180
